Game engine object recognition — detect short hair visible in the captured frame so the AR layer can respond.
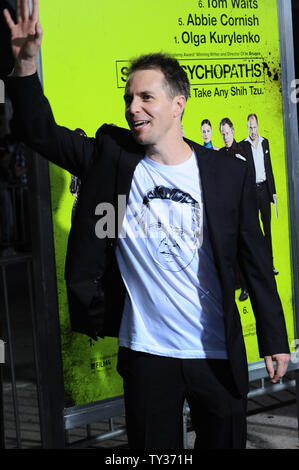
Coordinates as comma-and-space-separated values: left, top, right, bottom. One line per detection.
219, 117, 234, 131
201, 119, 212, 128
247, 113, 258, 124
143, 186, 196, 206
126, 53, 190, 102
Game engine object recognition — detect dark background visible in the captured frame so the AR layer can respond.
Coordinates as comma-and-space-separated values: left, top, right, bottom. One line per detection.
0, 0, 16, 77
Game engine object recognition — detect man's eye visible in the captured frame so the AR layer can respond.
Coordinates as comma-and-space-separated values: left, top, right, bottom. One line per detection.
143, 94, 152, 100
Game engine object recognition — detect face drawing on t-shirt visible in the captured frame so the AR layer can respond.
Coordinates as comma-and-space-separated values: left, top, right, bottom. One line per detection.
138, 186, 203, 272
158, 231, 181, 263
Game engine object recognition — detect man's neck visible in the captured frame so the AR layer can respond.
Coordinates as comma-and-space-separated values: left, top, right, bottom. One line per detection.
146, 137, 192, 166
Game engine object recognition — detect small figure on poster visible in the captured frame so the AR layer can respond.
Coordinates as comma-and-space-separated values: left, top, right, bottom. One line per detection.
242, 114, 278, 275
200, 119, 219, 150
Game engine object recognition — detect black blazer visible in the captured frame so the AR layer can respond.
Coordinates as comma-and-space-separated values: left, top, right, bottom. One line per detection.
8, 73, 289, 397
242, 138, 276, 202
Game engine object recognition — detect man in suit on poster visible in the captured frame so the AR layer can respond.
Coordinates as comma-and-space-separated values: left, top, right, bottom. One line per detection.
242, 114, 278, 275
3, 0, 290, 450
219, 117, 249, 302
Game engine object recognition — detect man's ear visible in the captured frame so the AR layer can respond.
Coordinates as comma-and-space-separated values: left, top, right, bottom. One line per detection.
173, 95, 186, 119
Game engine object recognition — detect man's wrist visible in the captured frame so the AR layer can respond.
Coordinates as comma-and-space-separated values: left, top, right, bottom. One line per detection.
13, 59, 37, 77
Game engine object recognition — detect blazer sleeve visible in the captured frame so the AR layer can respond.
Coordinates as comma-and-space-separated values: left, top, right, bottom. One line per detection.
237, 164, 289, 357
6, 73, 97, 178
264, 139, 276, 199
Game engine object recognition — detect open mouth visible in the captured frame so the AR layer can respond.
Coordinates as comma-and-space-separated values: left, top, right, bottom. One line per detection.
132, 120, 150, 130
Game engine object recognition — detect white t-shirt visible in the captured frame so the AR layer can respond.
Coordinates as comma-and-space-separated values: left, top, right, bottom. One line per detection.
245, 136, 266, 183
115, 151, 227, 359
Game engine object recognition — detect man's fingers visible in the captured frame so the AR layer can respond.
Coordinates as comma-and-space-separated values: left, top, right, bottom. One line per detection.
13, 0, 38, 25
3, 8, 15, 30
264, 355, 274, 379
32, 0, 39, 22
35, 21, 43, 42
16, 0, 22, 22
264, 353, 290, 383
273, 353, 290, 381
21, 0, 30, 20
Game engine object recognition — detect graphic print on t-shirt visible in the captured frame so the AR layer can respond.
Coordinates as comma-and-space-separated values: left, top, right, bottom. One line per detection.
116, 152, 227, 359
137, 185, 203, 272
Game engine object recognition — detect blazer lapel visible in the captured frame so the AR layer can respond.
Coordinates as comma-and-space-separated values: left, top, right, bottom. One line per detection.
186, 140, 231, 285
117, 148, 143, 197
187, 140, 223, 256
116, 141, 144, 236
244, 141, 256, 182
185, 139, 217, 224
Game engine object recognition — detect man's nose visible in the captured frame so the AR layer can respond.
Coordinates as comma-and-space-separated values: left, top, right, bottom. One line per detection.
128, 96, 141, 115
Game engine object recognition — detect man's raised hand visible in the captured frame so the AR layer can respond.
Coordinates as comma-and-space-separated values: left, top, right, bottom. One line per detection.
3, 0, 42, 76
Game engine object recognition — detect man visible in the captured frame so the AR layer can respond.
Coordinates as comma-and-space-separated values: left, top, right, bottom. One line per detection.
242, 114, 278, 275
4, 0, 290, 450
219, 117, 249, 302
220, 117, 246, 161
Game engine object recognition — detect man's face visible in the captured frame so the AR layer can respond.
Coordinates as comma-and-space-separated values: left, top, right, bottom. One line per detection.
145, 198, 198, 272
124, 68, 179, 146
248, 117, 258, 142
220, 123, 234, 148
201, 123, 212, 144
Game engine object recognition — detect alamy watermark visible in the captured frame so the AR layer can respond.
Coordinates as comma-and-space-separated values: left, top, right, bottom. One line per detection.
0, 339, 5, 363
94, 192, 203, 248
290, 79, 299, 104
0, 79, 4, 104
290, 339, 299, 364
94, 191, 204, 271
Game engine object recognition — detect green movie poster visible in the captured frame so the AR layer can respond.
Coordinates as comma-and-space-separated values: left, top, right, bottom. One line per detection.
39, 0, 296, 407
